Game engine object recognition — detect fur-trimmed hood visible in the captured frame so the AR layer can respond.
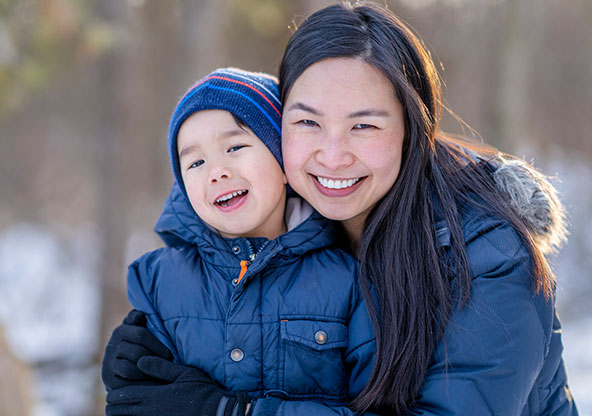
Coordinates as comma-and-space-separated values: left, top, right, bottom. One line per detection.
491, 156, 568, 255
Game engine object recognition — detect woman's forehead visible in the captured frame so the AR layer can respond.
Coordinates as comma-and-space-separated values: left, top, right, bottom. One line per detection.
286, 58, 398, 115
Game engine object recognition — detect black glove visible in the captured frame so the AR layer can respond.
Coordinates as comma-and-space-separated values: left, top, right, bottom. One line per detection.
106, 356, 249, 416
101, 309, 174, 391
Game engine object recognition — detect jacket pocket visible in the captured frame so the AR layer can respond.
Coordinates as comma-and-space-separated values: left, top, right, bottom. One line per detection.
278, 317, 348, 401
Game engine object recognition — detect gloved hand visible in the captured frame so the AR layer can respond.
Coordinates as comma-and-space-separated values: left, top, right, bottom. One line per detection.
101, 309, 174, 391
106, 356, 250, 416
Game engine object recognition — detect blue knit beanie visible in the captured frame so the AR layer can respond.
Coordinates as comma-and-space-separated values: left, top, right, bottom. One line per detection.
168, 67, 282, 195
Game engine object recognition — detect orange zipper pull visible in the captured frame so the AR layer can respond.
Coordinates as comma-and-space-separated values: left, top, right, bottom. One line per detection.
237, 260, 248, 285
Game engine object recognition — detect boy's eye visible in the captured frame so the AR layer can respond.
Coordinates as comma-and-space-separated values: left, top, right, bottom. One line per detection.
228, 144, 247, 153
189, 160, 204, 169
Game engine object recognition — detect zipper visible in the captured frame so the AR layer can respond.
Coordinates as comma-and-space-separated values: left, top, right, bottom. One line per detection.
237, 260, 249, 285
235, 239, 270, 286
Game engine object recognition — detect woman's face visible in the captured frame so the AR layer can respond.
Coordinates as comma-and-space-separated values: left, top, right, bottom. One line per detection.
282, 57, 405, 236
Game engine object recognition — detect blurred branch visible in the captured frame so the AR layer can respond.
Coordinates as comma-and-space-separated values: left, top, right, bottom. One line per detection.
0, 0, 114, 118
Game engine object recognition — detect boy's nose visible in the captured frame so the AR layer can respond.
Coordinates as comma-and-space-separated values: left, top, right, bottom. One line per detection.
209, 165, 233, 183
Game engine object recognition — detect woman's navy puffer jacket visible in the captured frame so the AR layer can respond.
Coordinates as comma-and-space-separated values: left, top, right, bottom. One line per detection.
249, 158, 578, 416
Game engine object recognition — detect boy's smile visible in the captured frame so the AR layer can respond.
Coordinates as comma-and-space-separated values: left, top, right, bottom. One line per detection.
214, 189, 248, 211
177, 110, 287, 240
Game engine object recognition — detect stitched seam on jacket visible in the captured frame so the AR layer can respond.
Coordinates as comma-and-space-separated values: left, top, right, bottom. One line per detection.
278, 215, 329, 249
344, 338, 375, 360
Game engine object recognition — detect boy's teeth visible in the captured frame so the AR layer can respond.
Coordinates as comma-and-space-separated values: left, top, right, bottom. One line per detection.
316, 176, 361, 189
216, 190, 245, 203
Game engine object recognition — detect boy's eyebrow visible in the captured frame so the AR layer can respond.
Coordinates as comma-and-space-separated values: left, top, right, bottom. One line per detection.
178, 144, 199, 160
285, 102, 324, 116
220, 128, 247, 139
178, 129, 246, 159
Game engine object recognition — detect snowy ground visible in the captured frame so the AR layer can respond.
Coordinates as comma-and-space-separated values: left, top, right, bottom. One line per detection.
561, 316, 592, 415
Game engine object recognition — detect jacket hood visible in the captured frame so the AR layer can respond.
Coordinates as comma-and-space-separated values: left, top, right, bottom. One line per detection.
491, 156, 568, 255
154, 183, 337, 261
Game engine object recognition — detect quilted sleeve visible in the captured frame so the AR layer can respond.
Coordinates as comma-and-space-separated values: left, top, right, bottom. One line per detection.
127, 252, 180, 361
410, 217, 554, 415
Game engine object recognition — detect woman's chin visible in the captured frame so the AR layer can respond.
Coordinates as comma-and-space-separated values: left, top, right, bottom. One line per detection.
314, 207, 353, 222
320, 207, 369, 227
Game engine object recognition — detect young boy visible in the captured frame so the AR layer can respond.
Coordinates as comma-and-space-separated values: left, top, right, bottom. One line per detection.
123, 68, 375, 414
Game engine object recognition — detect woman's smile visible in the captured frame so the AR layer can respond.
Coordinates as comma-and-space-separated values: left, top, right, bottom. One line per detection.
311, 174, 367, 196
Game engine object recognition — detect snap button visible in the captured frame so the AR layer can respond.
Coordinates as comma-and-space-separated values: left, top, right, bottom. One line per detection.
314, 330, 328, 345
232, 246, 241, 254
231, 277, 239, 286
230, 348, 244, 362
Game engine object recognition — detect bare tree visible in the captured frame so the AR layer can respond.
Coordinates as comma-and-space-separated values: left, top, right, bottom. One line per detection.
0, 328, 31, 416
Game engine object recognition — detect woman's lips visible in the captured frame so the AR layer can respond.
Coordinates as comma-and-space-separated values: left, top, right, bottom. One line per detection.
311, 174, 366, 197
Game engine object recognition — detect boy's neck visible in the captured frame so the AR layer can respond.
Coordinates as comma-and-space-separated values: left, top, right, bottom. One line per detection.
219, 220, 286, 241
218, 194, 287, 241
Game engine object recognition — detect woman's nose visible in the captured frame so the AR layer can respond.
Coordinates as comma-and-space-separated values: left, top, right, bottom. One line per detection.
314, 133, 355, 171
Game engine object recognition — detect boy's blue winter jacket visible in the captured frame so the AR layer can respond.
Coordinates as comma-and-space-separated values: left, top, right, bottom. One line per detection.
127, 184, 375, 404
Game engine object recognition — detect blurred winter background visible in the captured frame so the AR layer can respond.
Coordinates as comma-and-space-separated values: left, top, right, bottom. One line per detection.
0, 0, 590, 415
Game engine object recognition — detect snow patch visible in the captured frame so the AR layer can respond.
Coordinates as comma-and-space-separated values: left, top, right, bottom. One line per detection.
0, 223, 101, 415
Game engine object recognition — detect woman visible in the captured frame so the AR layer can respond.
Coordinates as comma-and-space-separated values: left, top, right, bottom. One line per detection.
102, 3, 577, 415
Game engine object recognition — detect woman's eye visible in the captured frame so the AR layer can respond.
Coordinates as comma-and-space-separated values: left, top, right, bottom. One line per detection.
299, 119, 319, 127
189, 160, 204, 169
353, 123, 375, 130
228, 144, 247, 153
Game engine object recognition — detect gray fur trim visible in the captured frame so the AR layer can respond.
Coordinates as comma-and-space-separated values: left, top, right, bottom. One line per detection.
492, 156, 568, 255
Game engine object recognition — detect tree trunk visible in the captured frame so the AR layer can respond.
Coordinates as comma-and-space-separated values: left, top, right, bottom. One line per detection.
0, 327, 32, 416
92, 1, 130, 414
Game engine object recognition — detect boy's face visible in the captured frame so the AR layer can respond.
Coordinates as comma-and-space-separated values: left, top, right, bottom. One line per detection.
177, 110, 287, 240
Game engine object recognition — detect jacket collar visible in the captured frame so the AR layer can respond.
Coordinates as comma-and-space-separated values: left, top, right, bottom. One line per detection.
154, 183, 339, 264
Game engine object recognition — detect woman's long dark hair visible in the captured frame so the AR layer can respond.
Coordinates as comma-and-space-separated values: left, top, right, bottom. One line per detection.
279, 3, 554, 414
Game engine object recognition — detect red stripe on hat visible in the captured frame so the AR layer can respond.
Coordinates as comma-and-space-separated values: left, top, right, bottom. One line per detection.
192, 75, 281, 117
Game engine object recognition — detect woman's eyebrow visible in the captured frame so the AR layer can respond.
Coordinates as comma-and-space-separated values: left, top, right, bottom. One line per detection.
286, 102, 324, 116
347, 109, 389, 118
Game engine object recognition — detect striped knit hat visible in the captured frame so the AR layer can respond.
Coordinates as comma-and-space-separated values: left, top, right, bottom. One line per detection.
168, 67, 282, 195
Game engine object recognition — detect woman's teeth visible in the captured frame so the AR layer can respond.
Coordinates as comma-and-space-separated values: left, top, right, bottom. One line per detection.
316, 176, 362, 189
216, 190, 247, 203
